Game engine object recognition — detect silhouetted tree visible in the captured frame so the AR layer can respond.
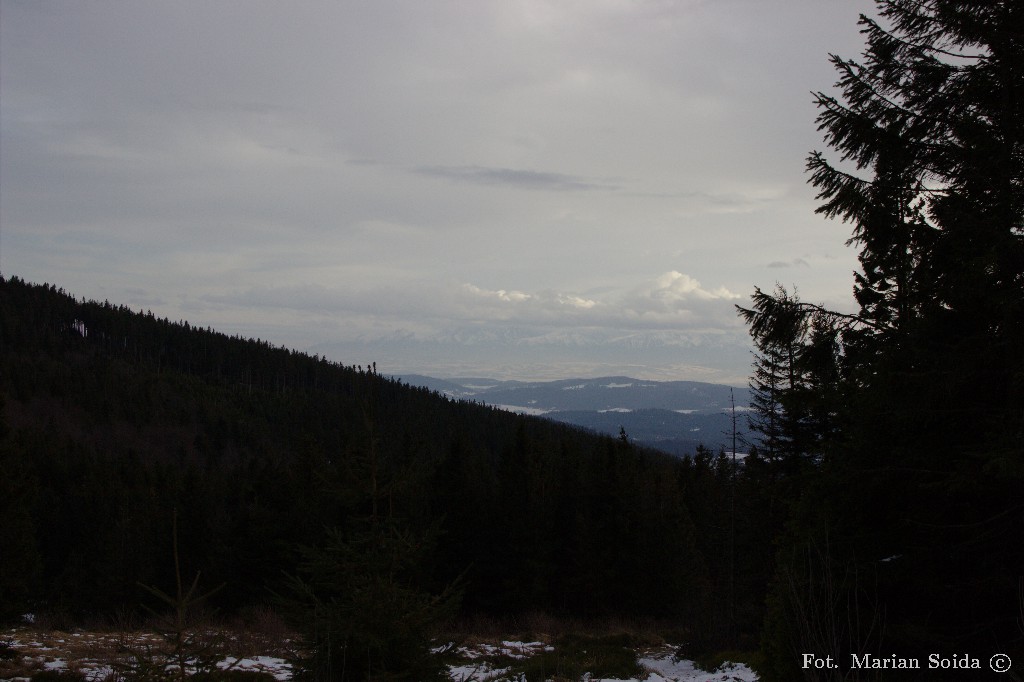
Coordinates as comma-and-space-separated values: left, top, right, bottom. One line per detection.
744, 1, 1024, 677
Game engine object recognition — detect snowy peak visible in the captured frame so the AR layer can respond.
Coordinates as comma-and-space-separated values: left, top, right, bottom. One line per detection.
396, 375, 748, 414
393, 375, 750, 457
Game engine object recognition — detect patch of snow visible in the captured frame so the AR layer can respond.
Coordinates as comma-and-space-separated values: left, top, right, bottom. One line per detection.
448, 662, 511, 681
639, 649, 759, 682
562, 384, 587, 390
92, 665, 116, 680
599, 408, 633, 413
220, 656, 292, 681
602, 382, 634, 388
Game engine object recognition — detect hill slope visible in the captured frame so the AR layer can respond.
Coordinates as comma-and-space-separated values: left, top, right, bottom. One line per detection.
1, 276, 769, 639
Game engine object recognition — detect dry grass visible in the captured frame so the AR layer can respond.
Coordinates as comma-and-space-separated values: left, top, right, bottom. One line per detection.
443, 611, 677, 648
3, 611, 696, 681
0, 618, 299, 682
1, 628, 164, 680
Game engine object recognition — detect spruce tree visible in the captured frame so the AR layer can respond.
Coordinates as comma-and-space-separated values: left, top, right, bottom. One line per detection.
280, 370, 461, 682
743, 1, 1024, 676
739, 286, 844, 473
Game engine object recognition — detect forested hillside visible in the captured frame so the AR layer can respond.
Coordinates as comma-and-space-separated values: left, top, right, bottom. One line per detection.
0, 275, 774, 656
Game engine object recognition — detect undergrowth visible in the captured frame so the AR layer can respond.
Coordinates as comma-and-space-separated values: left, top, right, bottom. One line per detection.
515, 634, 644, 681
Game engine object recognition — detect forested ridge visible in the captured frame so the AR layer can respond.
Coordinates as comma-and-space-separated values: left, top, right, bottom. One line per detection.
0, 275, 771, 652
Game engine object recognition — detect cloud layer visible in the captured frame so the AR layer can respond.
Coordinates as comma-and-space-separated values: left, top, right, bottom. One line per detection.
1, 0, 866, 381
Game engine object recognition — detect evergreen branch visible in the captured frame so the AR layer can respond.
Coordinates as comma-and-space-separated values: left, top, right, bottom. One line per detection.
861, 13, 988, 61
827, 56, 926, 123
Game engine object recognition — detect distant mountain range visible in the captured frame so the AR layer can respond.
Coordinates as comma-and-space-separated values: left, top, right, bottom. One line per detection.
309, 327, 754, 386
394, 375, 752, 457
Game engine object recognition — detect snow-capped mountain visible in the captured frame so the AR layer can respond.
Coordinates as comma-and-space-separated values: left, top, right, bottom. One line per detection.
394, 375, 752, 457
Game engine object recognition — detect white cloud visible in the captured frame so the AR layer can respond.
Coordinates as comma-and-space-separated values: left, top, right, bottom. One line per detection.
199, 270, 743, 346
650, 271, 741, 302
462, 284, 534, 304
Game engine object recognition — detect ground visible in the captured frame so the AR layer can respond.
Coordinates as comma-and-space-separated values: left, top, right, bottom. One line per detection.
0, 626, 758, 682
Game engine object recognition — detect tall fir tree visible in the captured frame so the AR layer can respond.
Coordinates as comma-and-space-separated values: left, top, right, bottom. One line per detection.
739, 286, 844, 473
745, 2, 1024, 678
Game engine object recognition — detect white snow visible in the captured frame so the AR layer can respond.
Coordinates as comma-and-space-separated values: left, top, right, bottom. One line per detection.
638, 650, 759, 682
219, 655, 293, 681
446, 640, 555, 681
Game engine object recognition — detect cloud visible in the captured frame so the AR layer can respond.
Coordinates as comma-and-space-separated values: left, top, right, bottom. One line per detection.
648, 270, 742, 302
462, 284, 534, 304
767, 258, 810, 268
414, 165, 612, 192
460, 284, 599, 315
1, 0, 867, 382
201, 271, 743, 345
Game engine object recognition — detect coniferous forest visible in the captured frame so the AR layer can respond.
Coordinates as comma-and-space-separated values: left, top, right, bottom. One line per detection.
0, 275, 769, 668
2, 2, 1023, 680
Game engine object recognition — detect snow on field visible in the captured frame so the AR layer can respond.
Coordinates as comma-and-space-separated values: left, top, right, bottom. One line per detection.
445, 642, 757, 682
1, 629, 757, 682
218, 655, 292, 680
638, 648, 758, 682
0, 628, 293, 682
447, 640, 554, 680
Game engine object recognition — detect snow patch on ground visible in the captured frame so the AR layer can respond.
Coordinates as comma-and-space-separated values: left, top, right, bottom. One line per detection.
2, 630, 757, 682
219, 656, 293, 680
447, 641, 555, 681
638, 650, 758, 681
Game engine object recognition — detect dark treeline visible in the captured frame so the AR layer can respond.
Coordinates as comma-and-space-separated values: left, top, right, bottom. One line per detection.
0, 275, 771, 651
737, 1, 1024, 680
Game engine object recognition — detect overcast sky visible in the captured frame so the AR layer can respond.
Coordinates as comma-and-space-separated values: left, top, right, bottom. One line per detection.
1, 0, 869, 384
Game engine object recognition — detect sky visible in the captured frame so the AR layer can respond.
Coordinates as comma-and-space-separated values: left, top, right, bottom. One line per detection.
1, 0, 870, 384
